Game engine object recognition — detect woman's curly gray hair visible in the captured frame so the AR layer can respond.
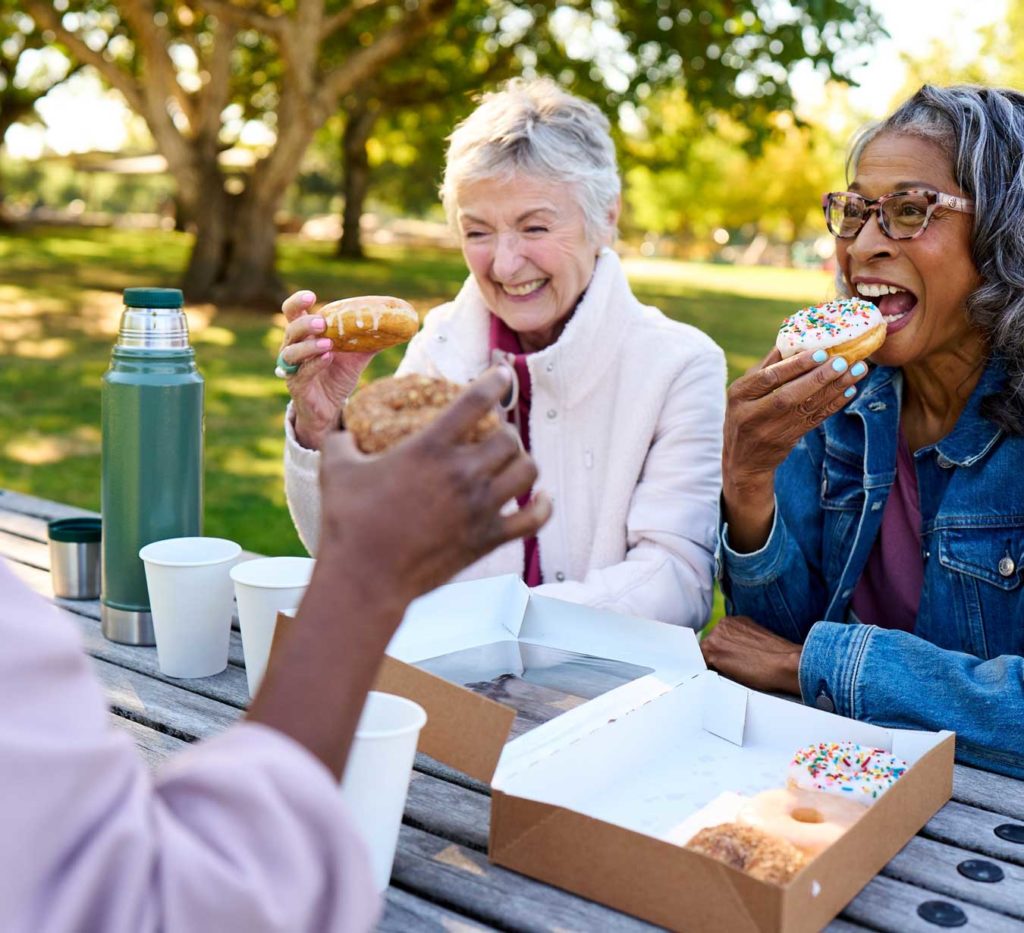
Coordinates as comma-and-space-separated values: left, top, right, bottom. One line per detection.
847, 84, 1024, 435
440, 77, 620, 245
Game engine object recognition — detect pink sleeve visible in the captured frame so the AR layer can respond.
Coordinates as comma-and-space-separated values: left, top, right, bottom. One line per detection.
0, 560, 379, 933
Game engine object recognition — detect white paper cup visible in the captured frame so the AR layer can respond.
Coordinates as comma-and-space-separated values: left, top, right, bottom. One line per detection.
342, 692, 427, 892
140, 537, 242, 679
230, 556, 315, 696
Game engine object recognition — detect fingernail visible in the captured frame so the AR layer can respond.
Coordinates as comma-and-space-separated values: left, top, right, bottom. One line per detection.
812, 349, 828, 364
310, 317, 326, 332
850, 361, 867, 377
832, 357, 848, 373
844, 386, 856, 398
316, 338, 333, 351
298, 290, 315, 304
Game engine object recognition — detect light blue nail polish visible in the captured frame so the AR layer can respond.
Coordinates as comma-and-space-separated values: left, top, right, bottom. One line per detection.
832, 357, 848, 373
844, 386, 857, 398
812, 349, 828, 364
850, 361, 867, 377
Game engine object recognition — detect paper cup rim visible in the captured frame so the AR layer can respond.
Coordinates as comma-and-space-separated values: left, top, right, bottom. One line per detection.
357, 692, 427, 740
139, 537, 242, 567
230, 556, 315, 588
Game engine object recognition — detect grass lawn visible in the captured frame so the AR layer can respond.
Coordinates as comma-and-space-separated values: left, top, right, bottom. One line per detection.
0, 225, 834, 622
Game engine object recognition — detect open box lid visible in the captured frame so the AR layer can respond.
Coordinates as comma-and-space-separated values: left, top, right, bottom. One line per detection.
376, 575, 706, 784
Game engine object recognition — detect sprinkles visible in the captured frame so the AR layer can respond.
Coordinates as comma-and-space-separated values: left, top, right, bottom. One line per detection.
788, 741, 907, 803
776, 298, 883, 359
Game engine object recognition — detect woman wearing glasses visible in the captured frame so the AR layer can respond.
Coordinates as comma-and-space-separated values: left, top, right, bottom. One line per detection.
705, 84, 1024, 779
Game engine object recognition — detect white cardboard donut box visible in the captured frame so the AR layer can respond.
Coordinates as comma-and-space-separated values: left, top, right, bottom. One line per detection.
366, 575, 954, 933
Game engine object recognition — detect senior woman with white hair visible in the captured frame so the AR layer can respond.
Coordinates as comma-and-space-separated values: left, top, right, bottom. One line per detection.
276, 77, 726, 628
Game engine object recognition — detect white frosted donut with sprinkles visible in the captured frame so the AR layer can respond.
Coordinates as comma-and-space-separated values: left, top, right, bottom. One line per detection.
788, 741, 908, 803
776, 297, 886, 363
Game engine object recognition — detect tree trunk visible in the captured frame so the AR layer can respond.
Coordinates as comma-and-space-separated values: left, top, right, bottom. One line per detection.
216, 191, 285, 307
179, 168, 286, 309
337, 100, 381, 259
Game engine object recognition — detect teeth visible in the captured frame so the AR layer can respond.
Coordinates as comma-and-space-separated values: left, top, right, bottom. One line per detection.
502, 279, 546, 296
883, 313, 907, 323
857, 282, 906, 297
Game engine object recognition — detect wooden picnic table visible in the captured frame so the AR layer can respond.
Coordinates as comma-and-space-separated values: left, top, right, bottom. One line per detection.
2, 486, 1023, 933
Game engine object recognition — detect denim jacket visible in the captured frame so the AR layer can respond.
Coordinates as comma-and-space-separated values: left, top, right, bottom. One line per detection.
719, 358, 1024, 778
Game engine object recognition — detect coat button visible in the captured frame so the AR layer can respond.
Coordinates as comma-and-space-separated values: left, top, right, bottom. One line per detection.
936, 454, 954, 469
555, 571, 566, 581
999, 556, 1016, 577
437, 334, 447, 342
545, 362, 555, 373
546, 409, 558, 420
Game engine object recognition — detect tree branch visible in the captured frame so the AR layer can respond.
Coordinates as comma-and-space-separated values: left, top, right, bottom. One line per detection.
320, 0, 387, 41
23, 1, 147, 116
197, 0, 285, 39
317, 0, 455, 116
117, 0, 197, 130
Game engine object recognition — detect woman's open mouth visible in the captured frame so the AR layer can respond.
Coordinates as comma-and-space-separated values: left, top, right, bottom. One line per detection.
856, 282, 918, 335
501, 278, 548, 299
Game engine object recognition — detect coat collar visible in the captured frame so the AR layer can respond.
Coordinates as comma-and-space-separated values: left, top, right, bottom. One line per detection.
846, 356, 1005, 467
425, 248, 641, 405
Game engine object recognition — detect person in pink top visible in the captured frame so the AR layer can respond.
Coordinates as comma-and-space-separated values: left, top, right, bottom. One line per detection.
1, 369, 549, 933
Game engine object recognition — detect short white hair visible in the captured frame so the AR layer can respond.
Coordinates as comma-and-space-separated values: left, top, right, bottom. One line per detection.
440, 77, 621, 243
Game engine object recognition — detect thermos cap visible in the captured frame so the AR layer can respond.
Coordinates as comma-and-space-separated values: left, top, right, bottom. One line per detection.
118, 287, 190, 349
124, 287, 184, 309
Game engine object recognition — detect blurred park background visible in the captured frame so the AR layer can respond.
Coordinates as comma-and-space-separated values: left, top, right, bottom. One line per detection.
1, 0, 1021, 608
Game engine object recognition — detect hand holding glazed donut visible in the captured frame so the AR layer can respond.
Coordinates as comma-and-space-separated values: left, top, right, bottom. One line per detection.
279, 291, 418, 451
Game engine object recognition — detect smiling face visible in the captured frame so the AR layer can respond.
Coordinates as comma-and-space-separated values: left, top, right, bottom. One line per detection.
456, 174, 615, 352
837, 132, 982, 370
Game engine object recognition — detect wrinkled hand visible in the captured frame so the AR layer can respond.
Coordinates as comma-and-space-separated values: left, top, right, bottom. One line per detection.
317, 367, 552, 607
724, 348, 868, 489
701, 615, 802, 695
278, 290, 375, 450
722, 348, 869, 552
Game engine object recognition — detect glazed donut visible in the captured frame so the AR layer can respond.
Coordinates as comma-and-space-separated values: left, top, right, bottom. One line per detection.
344, 374, 501, 454
320, 295, 419, 352
737, 787, 866, 857
788, 741, 908, 803
686, 823, 806, 885
775, 297, 885, 363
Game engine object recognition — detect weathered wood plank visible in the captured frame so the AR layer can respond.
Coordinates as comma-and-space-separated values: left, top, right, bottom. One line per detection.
884, 835, 1024, 918
0, 527, 50, 569
405, 771, 490, 852
96, 656, 242, 742
109, 712, 188, 769
391, 825, 658, 932
824, 921, 873, 933
923, 800, 1024, 867
953, 764, 1024, 821
8, 559, 252, 707
379, 888, 495, 932
0, 489, 96, 523
840, 873, 1024, 932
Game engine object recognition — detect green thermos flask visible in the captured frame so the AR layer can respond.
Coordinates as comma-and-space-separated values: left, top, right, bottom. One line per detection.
100, 287, 204, 644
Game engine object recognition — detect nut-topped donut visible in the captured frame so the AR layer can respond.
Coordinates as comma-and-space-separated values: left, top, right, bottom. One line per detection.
788, 741, 908, 803
775, 297, 885, 363
344, 374, 501, 454
686, 822, 807, 885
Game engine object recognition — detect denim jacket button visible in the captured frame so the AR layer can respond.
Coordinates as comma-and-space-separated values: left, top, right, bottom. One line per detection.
936, 454, 955, 469
999, 556, 1016, 577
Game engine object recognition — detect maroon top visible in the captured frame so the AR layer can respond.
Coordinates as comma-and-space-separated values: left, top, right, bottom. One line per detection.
488, 314, 542, 587
849, 428, 922, 632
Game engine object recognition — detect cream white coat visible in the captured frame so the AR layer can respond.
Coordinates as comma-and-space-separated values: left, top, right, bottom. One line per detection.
284, 249, 725, 628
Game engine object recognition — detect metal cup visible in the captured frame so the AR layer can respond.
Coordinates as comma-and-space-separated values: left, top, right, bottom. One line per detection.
48, 517, 102, 600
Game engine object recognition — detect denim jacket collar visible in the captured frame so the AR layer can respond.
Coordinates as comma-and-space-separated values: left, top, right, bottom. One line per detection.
845, 356, 1006, 468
